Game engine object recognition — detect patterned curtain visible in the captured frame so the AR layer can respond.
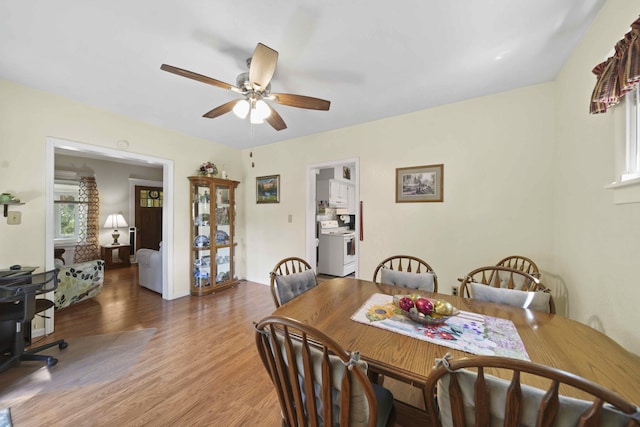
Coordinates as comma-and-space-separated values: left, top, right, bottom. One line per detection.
590, 16, 640, 114
74, 176, 100, 262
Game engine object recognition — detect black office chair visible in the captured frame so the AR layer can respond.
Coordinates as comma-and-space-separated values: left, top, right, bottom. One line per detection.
0, 269, 68, 373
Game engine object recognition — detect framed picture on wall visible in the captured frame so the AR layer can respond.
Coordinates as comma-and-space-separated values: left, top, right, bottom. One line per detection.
256, 175, 280, 204
395, 164, 443, 203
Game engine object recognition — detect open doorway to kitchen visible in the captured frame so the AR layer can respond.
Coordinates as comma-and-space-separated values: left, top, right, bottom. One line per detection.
306, 158, 359, 279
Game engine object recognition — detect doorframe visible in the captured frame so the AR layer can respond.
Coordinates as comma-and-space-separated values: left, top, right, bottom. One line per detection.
305, 157, 360, 277
45, 137, 174, 334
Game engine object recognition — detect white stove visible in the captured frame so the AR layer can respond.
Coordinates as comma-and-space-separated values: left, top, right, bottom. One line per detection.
319, 220, 355, 236
318, 220, 356, 276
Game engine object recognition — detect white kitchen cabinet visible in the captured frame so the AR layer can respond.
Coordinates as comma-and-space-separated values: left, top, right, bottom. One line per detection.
317, 179, 349, 208
347, 184, 356, 214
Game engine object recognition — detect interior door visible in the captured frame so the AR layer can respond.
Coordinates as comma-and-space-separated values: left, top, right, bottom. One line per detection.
135, 185, 163, 251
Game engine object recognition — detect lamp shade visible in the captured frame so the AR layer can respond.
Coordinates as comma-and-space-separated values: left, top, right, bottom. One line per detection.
104, 213, 128, 245
104, 213, 128, 229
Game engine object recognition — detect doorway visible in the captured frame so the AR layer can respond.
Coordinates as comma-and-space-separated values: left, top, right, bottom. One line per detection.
305, 158, 359, 278
45, 137, 175, 334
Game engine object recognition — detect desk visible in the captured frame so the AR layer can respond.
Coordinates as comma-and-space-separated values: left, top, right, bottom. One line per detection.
273, 278, 640, 404
100, 244, 131, 269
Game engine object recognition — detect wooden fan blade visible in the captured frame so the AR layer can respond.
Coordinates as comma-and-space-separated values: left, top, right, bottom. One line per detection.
161, 64, 236, 91
265, 105, 287, 131
270, 93, 330, 111
202, 100, 241, 119
249, 43, 278, 92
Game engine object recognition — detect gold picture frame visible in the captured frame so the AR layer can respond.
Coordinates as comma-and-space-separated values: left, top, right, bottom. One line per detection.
395, 164, 444, 203
256, 175, 280, 204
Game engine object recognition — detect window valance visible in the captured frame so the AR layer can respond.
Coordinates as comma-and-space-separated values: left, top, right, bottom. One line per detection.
590, 16, 640, 114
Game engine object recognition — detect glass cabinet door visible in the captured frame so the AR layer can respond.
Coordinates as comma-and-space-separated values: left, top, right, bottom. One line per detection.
214, 184, 231, 284
192, 182, 212, 290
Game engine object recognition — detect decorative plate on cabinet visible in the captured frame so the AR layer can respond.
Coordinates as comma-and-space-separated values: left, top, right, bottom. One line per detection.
215, 230, 230, 245
194, 234, 210, 247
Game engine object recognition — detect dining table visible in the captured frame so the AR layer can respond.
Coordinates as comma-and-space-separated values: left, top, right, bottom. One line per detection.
272, 277, 640, 407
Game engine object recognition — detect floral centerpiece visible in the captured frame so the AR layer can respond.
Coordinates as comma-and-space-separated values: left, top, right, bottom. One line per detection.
198, 161, 218, 177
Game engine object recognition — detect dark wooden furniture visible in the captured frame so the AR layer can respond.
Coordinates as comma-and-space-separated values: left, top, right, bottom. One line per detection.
255, 315, 395, 427
424, 355, 640, 426
54, 248, 66, 264
269, 256, 316, 308
372, 255, 439, 292
101, 244, 131, 269
188, 176, 240, 296
272, 278, 640, 407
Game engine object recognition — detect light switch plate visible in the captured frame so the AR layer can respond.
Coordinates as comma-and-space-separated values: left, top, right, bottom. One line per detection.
7, 211, 21, 225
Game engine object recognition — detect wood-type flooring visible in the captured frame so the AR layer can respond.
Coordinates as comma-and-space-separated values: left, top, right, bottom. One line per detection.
5, 266, 428, 426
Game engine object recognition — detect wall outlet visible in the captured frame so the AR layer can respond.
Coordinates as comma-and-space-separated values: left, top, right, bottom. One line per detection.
7, 211, 21, 225
287, 214, 292, 223
452, 285, 458, 296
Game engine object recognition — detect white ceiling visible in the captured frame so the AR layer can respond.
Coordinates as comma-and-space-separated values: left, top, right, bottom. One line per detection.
0, 1, 605, 149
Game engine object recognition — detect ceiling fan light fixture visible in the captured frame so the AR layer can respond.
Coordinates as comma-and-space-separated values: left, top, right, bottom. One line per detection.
232, 99, 250, 119
250, 106, 265, 124
255, 99, 271, 119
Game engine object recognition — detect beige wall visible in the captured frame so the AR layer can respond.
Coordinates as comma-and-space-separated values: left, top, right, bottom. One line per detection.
553, 0, 640, 354
244, 83, 557, 293
0, 79, 244, 297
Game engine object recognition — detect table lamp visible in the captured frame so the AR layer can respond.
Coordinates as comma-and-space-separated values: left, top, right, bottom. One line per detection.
104, 213, 128, 245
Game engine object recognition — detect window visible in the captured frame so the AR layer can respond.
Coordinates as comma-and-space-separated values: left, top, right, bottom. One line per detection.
623, 85, 640, 182
54, 182, 81, 242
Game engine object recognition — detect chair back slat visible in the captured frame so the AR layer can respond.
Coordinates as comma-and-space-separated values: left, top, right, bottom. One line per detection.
448, 370, 466, 426
504, 371, 523, 427
538, 380, 560, 426
340, 365, 352, 426
578, 399, 606, 427
321, 349, 334, 426
474, 367, 490, 426
301, 336, 319, 427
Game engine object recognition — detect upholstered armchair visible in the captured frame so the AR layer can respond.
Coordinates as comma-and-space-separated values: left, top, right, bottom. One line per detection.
136, 243, 162, 294
54, 259, 105, 309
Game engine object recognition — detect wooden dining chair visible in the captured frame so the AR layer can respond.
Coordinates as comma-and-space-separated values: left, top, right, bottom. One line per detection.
372, 255, 438, 292
496, 255, 541, 278
459, 266, 556, 313
269, 257, 317, 308
424, 355, 640, 427
254, 315, 396, 427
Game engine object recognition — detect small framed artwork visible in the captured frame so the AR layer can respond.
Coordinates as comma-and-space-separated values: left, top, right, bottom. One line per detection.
396, 164, 444, 203
343, 166, 351, 180
256, 174, 280, 204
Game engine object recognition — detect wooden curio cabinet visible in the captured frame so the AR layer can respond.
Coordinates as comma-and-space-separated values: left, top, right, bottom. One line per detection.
189, 176, 240, 296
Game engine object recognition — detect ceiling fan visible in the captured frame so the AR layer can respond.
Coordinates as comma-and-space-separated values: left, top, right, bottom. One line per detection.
160, 43, 331, 131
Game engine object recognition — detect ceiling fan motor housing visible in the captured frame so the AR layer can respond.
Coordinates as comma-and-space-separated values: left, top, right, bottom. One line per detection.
236, 71, 270, 95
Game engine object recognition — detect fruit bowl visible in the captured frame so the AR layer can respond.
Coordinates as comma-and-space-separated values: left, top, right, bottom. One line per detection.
392, 294, 459, 326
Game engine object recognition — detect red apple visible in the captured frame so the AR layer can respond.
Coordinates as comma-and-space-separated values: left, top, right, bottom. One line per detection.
399, 297, 414, 311
415, 297, 434, 315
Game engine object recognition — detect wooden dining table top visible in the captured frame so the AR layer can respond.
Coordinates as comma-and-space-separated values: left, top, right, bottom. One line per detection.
272, 277, 640, 404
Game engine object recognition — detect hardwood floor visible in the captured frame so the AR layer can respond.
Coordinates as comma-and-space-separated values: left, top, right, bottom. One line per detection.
5, 267, 428, 426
